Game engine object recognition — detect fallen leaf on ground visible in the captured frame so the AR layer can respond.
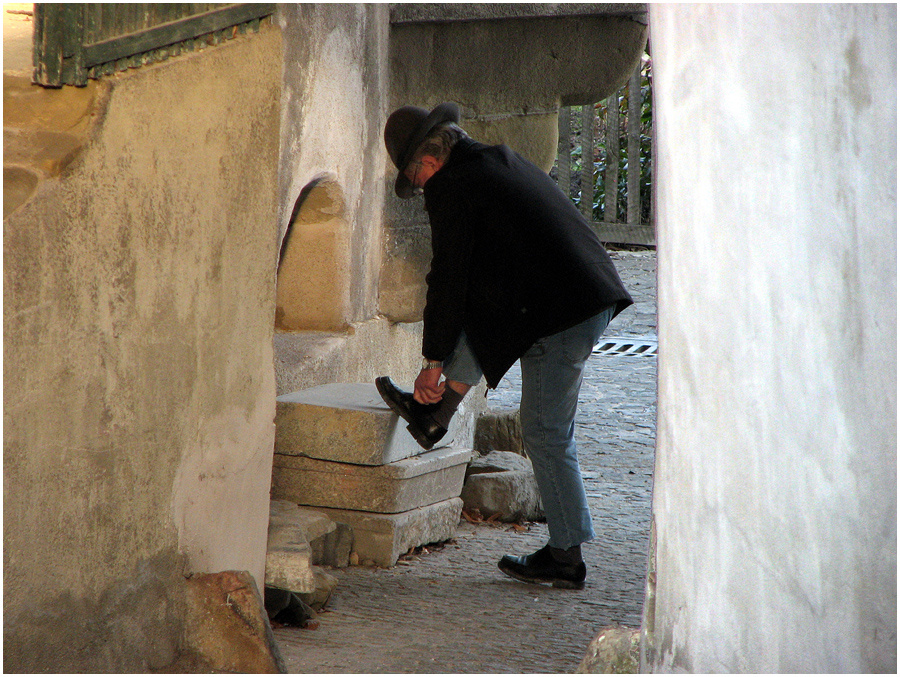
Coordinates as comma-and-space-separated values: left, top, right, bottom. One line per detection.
461, 508, 484, 523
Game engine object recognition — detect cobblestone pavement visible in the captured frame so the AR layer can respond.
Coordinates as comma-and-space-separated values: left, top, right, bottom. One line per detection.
275, 251, 657, 673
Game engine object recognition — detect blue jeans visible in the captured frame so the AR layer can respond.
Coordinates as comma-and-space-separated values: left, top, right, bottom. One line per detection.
443, 307, 615, 549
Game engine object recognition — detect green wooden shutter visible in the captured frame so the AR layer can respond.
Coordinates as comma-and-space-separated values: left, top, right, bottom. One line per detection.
33, 3, 276, 87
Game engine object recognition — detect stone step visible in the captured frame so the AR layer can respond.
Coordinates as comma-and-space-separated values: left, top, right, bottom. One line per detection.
271, 446, 472, 514
265, 500, 350, 597
276, 382, 446, 466
268, 500, 352, 568
318, 497, 464, 568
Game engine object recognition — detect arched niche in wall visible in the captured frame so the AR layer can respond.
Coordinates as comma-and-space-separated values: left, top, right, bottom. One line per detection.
275, 176, 350, 331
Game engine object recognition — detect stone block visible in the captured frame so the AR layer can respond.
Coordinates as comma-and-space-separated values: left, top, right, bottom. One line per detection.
308, 521, 352, 568
265, 535, 314, 594
297, 567, 339, 610
576, 626, 640, 673
474, 407, 523, 454
319, 497, 464, 568
272, 447, 472, 513
461, 451, 544, 522
269, 499, 335, 542
266, 501, 348, 592
467, 449, 532, 475
183, 571, 285, 674
268, 500, 351, 567
378, 216, 431, 323
275, 383, 422, 466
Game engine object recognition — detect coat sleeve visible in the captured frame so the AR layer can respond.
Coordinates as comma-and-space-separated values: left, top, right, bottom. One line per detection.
421, 184, 475, 362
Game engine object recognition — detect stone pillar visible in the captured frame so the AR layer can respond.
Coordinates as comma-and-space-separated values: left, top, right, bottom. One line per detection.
644, 4, 896, 672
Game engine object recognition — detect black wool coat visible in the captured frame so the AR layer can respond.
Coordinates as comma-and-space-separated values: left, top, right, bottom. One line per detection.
421, 137, 633, 388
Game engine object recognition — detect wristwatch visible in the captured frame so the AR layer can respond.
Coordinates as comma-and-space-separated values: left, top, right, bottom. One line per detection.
421, 358, 443, 370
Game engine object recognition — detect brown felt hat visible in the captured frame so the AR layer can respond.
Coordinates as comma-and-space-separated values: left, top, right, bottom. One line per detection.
384, 102, 460, 198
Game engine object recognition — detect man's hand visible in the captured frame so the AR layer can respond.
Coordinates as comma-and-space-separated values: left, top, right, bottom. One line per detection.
414, 367, 445, 404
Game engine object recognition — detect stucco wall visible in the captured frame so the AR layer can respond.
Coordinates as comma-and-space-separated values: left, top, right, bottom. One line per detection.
644, 4, 896, 672
275, 3, 389, 329
3, 25, 282, 671
270, 4, 429, 397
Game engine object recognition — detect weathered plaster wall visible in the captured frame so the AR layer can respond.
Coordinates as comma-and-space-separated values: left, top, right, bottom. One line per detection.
644, 4, 896, 672
271, 4, 429, 396
3, 25, 282, 671
276, 3, 389, 329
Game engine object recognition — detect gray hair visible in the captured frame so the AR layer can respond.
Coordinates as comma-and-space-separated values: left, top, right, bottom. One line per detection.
411, 122, 467, 164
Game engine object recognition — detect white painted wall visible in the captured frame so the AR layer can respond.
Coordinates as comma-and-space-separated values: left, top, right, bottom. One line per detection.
645, 4, 896, 672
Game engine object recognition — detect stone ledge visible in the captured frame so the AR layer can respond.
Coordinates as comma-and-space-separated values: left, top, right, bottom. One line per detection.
272, 447, 472, 513
390, 4, 647, 25
275, 383, 422, 466
318, 498, 463, 568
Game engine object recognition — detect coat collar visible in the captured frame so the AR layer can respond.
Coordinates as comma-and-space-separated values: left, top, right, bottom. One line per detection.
444, 136, 481, 168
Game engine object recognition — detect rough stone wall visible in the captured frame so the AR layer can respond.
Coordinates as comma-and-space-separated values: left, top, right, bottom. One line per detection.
644, 4, 896, 672
3, 25, 282, 671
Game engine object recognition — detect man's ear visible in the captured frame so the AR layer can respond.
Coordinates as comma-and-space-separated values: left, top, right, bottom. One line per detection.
421, 155, 442, 172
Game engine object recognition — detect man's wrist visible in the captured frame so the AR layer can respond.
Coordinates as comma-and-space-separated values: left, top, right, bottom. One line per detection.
421, 358, 443, 370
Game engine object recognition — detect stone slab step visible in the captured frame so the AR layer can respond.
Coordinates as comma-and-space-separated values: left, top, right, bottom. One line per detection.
271, 447, 472, 514
266, 500, 350, 594
275, 383, 425, 466
318, 497, 464, 568
268, 500, 352, 568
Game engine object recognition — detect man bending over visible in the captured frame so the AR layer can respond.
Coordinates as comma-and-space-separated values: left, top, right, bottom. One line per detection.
376, 102, 633, 590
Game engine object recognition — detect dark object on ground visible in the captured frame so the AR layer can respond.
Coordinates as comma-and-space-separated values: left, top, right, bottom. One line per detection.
264, 586, 317, 627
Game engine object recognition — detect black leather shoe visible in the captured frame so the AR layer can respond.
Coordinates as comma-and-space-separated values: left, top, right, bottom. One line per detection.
375, 376, 447, 450
498, 545, 586, 589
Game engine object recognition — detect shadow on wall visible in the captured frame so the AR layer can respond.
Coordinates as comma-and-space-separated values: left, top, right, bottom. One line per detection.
276, 175, 350, 332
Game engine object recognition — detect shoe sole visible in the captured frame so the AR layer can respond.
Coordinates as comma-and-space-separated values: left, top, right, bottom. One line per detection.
405, 424, 435, 451
375, 377, 435, 451
497, 561, 585, 590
